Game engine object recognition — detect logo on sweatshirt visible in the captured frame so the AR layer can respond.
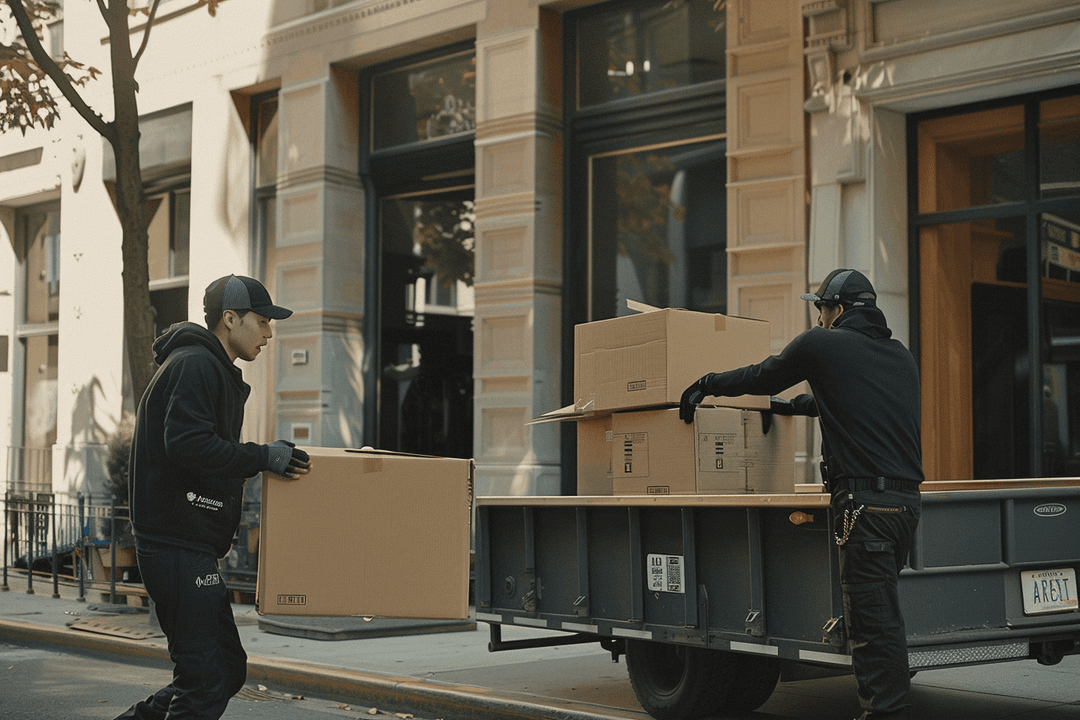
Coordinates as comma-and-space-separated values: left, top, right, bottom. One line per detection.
186, 492, 224, 511
195, 572, 222, 588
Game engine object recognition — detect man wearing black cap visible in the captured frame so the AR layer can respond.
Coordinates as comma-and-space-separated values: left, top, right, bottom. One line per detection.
116, 275, 312, 720
680, 269, 923, 720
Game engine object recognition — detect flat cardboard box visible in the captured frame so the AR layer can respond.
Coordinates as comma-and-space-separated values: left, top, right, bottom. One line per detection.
574, 305, 771, 413
257, 447, 473, 619
610, 407, 795, 495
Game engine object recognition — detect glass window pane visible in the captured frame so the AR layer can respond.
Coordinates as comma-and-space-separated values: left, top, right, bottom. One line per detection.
256, 96, 278, 188
577, 0, 725, 109
173, 190, 190, 277
1041, 212, 1080, 286
971, 281, 1029, 480
1043, 294, 1080, 478
146, 194, 171, 283
378, 191, 474, 458
589, 139, 726, 320
1040, 95, 1080, 201
372, 52, 476, 150
22, 334, 58, 449
917, 105, 1025, 213
22, 208, 60, 324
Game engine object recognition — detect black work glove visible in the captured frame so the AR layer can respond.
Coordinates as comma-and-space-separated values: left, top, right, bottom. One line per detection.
266, 439, 311, 479
768, 394, 818, 418
774, 394, 818, 417
679, 373, 718, 424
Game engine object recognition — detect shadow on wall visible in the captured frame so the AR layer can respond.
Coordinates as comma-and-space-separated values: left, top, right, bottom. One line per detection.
63, 377, 120, 500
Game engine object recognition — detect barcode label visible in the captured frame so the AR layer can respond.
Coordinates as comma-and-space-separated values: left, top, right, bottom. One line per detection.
647, 554, 685, 594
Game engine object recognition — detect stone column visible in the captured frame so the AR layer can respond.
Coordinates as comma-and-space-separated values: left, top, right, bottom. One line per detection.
727, 0, 812, 482
472, 4, 563, 496
268, 58, 366, 448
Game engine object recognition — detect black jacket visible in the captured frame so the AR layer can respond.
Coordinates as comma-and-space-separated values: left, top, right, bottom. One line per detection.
704, 307, 923, 483
130, 323, 272, 557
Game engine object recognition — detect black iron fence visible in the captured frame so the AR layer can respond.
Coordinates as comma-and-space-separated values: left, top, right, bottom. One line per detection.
2, 490, 134, 604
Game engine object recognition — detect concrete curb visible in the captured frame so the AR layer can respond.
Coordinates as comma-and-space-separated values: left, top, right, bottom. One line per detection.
0, 618, 638, 720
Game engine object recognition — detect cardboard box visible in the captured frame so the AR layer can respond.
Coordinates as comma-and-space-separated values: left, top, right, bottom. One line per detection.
577, 414, 613, 495
257, 447, 473, 619
574, 305, 771, 413
610, 407, 795, 495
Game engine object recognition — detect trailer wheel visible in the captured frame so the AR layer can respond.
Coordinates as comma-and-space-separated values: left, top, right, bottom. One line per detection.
625, 640, 780, 719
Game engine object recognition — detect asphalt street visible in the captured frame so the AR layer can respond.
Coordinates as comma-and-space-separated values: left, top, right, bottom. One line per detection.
0, 641, 443, 720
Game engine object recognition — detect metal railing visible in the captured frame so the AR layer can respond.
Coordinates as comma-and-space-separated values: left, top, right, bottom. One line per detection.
2, 490, 133, 604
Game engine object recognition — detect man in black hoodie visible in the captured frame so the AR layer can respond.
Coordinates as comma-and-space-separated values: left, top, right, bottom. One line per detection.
680, 269, 922, 720
115, 275, 311, 720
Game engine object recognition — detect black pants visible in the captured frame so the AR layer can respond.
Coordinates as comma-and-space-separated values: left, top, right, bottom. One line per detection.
833, 486, 921, 718
114, 540, 246, 720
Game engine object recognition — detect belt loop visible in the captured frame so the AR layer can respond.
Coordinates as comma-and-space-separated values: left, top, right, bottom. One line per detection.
874, 476, 886, 492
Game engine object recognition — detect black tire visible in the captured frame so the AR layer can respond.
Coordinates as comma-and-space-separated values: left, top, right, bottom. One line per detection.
625, 640, 780, 719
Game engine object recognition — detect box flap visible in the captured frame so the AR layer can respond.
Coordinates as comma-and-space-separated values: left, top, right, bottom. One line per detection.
527, 404, 588, 425
626, 298, 662, 314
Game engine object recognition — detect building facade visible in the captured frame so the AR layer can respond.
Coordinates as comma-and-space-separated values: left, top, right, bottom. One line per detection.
0, 0, 1078, 501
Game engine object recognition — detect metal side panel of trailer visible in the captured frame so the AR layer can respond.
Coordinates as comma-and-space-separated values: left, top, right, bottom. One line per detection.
475, 483, 1080, 672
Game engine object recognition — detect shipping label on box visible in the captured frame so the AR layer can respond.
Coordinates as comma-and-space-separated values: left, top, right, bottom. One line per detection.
575, 307, 771, 413
257, 447, 473, 620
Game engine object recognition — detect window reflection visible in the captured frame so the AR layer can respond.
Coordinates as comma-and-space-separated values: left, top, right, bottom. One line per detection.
590, 140, 726, 319
576, 0, 725, 108
372, 52, 476, 150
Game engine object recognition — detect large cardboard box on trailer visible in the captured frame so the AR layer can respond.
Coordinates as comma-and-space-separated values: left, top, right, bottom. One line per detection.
257, 447, 473, 619
574, 303, 771, 414
609, 406, 796, 495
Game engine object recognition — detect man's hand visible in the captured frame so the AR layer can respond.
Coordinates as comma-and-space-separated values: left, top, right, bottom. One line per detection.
266, 440, 312, 479
679, 373, 717, 424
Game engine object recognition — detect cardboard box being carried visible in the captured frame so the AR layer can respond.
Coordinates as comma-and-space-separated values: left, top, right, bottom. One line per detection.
610, 407, 795, 495
257, 447, 473, 619
574, 304, 771, 413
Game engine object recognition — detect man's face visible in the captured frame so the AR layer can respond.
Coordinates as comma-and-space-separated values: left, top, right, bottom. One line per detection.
226, 311, 273, 362
816, 303, 843, 329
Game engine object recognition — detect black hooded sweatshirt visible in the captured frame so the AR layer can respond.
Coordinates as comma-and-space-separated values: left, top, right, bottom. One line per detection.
704, 306, 923, 484
130, 322, 273, 557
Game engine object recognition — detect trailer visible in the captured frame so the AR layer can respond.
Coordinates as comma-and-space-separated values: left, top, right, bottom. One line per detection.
475, 480, 1080, 719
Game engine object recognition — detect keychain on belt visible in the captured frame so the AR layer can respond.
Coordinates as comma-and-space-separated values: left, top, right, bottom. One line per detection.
835, 495, 864, 546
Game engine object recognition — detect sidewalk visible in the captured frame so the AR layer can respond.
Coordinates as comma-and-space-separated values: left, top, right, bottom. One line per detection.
3, 577, 1080, 720
0, 578, 648, 720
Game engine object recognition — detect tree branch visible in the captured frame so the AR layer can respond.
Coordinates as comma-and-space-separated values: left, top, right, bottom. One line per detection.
5, 0, 113, 141
132, 0, 162, 69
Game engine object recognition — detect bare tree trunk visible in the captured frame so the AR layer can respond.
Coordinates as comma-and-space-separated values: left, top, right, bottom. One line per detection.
105, 0, 156, 401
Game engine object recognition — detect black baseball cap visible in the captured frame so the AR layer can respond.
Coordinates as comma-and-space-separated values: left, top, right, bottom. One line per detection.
204, 275, 293, 323
801, 269, 877, 308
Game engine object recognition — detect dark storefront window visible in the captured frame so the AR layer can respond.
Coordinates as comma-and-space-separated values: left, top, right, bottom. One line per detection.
363, 45, 476, 460
576, 0, 725, 108
371, 50, 476, 150
914, 89, 1080, 480
568, 0, 727, 324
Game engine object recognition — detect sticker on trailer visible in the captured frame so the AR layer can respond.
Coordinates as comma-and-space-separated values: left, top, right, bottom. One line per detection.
647, 554, 685, 593
1021, 568, 1078, 615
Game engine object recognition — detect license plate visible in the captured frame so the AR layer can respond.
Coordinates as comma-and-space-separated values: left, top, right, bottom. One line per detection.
1021, 568, 1078, 615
